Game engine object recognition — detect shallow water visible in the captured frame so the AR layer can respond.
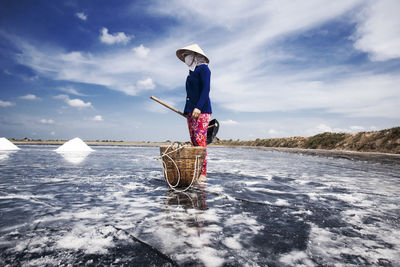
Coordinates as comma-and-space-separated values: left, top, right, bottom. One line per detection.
0, 145, 399, 266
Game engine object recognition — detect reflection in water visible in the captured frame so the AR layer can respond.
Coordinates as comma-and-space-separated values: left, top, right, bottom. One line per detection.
163, 188, 208, 244
0, 150, 17, 161
57, 151, 92, 164
165, 188, 207, 211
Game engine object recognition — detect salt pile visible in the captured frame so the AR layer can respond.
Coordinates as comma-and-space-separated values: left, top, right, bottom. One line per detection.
56, 137, 93, 164
0, 137, 20, 150
55, 137, 94, 152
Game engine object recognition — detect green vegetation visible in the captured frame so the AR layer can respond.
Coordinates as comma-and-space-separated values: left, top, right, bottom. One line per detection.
305, 133, 350, 149
215, 127, 400, 154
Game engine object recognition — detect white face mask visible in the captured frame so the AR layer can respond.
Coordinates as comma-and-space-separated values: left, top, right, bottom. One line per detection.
183, 52, 207, 71
184, 54, 195, 71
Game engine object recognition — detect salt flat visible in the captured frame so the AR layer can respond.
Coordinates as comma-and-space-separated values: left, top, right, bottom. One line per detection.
0, 145, 399, 266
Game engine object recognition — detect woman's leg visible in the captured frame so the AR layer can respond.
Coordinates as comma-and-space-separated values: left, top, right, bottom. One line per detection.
187, 114, 211, 176
187, 115, 198, 145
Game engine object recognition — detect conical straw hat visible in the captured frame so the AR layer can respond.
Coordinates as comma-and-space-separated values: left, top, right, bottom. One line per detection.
176, 43, 209, 63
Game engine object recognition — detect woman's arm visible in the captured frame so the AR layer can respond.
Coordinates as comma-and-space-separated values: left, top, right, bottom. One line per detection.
195, 65, 211, 112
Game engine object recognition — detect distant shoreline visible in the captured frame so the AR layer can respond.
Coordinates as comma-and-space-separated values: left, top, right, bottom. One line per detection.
12, 140, 170, 147
11, 140, 400, 165
214, 126, 400, 155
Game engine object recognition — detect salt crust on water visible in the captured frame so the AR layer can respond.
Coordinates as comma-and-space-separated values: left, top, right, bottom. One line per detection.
56, 223, 115, 254
0, 137, 20, 150
55, 137, 94, 152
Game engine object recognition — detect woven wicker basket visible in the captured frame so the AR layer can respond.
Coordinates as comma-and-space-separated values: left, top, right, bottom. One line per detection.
160, 145, 206, 187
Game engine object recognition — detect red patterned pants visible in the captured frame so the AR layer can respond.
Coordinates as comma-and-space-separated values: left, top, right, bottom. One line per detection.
187, 113, 211, 176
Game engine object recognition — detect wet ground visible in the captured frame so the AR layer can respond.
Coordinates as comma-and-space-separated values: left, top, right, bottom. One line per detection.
0, 145, 399, 266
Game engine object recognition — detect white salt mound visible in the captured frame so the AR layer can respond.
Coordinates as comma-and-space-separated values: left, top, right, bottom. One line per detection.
0, 137, 20, 150
55, 137, 94, 152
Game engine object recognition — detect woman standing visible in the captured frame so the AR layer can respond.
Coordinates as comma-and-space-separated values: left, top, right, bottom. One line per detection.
176, 44, 212, 183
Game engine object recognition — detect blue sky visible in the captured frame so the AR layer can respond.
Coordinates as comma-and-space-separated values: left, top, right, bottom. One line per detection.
0, 0, 399, 142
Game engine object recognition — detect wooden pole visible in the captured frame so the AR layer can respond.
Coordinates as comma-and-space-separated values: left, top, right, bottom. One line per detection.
150, 96, 186, 118
150, 95, 217, 128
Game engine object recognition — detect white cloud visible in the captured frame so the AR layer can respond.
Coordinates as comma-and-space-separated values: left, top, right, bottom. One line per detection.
51, 131, 56, 136
307, 124, 370, 136
0, 100, 14, 107
144, 0, 400, 119
221, 119, 238, 126
28, 75, 39, 81
40, 119, 54, 124
133, 44, 150, 58
350, 125, 365, 131
150, 0, 363, 55
20, 94, 40, 100
268, 129, 278, 135
67, 98, 92, 108
76, 12, 87, 21
7, 36, 180, 96
316, 124, 332, 133
353, 0, 400, 61
92, 115, 103, 121
212, 72, 400, 118
58, 86, 85, 96
55, 94, 92, 108
136, 78, 155, 90
100, 27, 131, 45
5, 1, 400, 121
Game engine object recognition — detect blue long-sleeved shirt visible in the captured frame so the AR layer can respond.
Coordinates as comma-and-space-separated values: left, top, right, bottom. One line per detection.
183, 64, 212, 114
